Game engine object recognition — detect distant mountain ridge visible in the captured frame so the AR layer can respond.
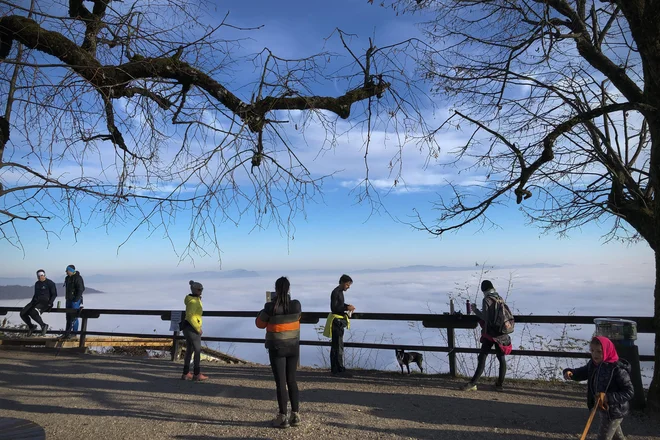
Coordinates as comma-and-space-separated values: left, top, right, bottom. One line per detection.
0, 285, 103, 300
182, 269, 259, 278
44, 269, 261, 284
353, 263, 563, 274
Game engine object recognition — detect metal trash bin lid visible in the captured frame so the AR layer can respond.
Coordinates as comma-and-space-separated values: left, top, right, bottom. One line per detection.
593, 318, 637, 340
594, 318, 637, 325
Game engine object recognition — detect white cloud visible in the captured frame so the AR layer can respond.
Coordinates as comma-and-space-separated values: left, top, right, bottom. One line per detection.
1, 262, 653, 379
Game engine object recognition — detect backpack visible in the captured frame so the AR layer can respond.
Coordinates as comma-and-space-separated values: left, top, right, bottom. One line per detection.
487, 297, 515, 335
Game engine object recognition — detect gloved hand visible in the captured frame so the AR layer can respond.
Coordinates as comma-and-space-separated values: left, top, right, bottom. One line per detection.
44, 304, 54, 312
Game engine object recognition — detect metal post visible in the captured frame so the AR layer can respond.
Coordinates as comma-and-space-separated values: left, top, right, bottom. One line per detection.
78, 317, 88, 348
448, 299, 456, 377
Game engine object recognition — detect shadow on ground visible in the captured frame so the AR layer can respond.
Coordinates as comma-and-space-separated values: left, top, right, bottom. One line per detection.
0, 351, 658, 439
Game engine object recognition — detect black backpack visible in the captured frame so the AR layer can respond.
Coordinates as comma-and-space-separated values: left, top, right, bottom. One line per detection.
487, 296, 515, 335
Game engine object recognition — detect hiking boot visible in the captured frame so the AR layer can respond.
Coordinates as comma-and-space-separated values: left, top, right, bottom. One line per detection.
181, 372, 193, 380
26, 325, 37, 337
271, 413, 290, 429
192, 373, 208, 382
40, 324, 49, 337
494, 383, 504, 392
461, 382, 477, 391
289, 412, 301, 427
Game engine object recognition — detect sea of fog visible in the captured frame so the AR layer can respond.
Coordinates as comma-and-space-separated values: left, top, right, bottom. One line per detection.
1, 263, 655, 385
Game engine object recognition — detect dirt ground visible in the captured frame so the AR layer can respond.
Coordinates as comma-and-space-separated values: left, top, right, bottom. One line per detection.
0, 350, 659, 439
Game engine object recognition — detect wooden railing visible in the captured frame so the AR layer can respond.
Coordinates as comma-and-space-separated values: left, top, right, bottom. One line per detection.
0, 306, 654, 360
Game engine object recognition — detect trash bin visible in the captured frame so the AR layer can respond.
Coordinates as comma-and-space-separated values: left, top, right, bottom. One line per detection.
593, 318, 637, 347
593, 318, 645, 410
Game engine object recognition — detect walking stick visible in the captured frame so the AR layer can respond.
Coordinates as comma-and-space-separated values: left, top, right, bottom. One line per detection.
579, 393, 605, 440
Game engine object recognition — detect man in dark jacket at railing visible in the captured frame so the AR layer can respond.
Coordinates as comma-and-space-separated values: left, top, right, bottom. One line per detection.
326, 274, 355, 376
20, 269, 57, 337
63, 264, 85, 339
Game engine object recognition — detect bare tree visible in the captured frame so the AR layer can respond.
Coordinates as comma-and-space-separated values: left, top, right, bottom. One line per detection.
0, 0, 434, 259
381, 0, 660, 410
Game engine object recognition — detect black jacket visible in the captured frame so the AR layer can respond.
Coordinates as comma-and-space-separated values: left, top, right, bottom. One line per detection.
330, 286, 348, 315
64, 272, 85, 302
564, 359, 634, 419
32, 279, 57, 307
256, 298, 302, 356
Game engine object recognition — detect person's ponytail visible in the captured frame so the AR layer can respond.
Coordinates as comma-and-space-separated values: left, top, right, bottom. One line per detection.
273, 277, 290, 315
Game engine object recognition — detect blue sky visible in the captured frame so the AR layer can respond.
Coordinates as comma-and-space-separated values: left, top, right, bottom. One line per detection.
0, 0, 654, 277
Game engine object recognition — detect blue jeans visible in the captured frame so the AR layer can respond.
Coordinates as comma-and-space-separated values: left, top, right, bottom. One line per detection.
65, 299, 82, 333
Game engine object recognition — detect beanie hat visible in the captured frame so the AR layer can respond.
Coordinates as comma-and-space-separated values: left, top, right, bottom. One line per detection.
481, 280, 494, 292
189, 280, 204, 294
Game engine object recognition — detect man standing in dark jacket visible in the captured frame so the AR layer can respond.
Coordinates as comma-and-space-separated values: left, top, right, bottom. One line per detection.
63, 264, 85, 338
20, 269, 57, 337
329, 274, 354, 376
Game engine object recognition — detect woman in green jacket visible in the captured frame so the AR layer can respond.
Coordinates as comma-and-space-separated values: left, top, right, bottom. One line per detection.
181, 280, 207, 381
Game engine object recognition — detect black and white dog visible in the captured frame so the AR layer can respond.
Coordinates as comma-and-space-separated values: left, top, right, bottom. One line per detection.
395, 349, 424, 374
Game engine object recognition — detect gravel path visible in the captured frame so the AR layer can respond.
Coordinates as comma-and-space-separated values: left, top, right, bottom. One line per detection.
0, 350, 658, 439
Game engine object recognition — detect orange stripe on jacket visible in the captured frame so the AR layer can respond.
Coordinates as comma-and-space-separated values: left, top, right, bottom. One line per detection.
267, 321, 300, 332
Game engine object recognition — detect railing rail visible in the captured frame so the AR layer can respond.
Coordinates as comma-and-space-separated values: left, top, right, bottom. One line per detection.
0, 306, 654, 360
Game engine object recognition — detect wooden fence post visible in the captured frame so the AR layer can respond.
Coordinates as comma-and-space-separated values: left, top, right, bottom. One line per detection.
448, 299, 456, 377
171, 331, 180, 361
78, 317, 88, 348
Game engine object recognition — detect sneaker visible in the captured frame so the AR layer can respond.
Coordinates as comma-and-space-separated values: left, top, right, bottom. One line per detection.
289, 412, 301, 427
461, 382, 477, 391
40, 324, 49, 337
494, 383, 504, 392
26, 325, 37, 337
192, 373, 208, 382
271, 413, 290, 429
181, 372, 193, 380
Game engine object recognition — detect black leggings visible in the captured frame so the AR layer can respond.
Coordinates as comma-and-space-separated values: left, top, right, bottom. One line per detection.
20, 303, 45, 328
182, 324, 202, 376
471, 339, 507, 385
269, 350, 299, 414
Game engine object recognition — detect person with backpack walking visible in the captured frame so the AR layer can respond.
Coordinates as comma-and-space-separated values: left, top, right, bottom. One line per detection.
63, 265, 84, 339
180, 280, 207, 381
256, 277, 302, 429
461, 280, 513, 391
563, 336, 633, 440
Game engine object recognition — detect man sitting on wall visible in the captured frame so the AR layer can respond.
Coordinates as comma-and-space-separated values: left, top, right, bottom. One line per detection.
20, 269, 57, 337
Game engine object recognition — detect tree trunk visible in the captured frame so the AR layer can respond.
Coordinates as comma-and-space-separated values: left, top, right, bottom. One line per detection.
648, 250, 660, 414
